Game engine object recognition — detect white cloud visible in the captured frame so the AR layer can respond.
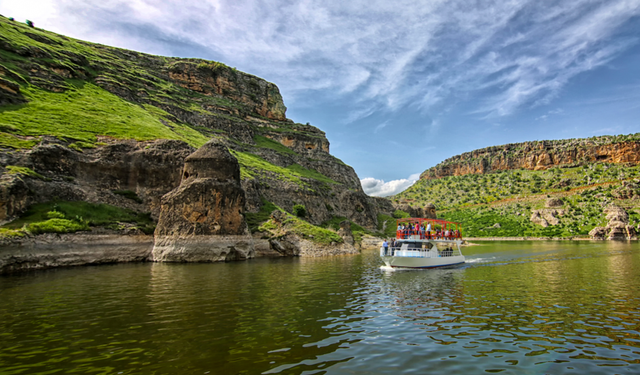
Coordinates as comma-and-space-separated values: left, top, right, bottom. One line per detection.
5, 0, 640, 125
374, 121, 388, 134
361, 173, 420, 197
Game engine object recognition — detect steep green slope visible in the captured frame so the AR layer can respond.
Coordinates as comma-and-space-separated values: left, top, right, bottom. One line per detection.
395, 163, 640, 238
0, 17, 384, 242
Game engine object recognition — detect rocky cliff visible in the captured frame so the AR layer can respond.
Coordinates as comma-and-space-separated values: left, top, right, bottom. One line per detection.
0, 17, 395, 270
421, 135, 640, 180
152, 140, 254, 262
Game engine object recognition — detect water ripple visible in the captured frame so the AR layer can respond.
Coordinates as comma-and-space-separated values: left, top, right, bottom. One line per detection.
1, 242, 640, 374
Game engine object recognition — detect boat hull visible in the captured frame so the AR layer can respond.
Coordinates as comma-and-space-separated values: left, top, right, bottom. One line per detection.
381, 255, 465, 269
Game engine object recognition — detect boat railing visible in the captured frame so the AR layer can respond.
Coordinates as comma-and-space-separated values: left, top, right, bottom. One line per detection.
395, 230, 462, 240
380, 247, 461, 258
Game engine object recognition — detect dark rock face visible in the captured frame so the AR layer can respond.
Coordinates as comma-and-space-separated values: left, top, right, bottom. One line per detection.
0, 138, 193, 223
337, 220, 355, 246
390, 203, 437, 219
152, 141, 254, 262
545, 198, 564, 208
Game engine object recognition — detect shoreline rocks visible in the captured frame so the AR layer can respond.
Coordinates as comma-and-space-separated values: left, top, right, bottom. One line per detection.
0, 231, 154, 274
589, 206, 637, 240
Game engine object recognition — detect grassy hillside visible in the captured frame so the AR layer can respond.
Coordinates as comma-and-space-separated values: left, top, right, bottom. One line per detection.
0, 17, 336, 183
394, 163, 640, 238
0, 18, 373, 243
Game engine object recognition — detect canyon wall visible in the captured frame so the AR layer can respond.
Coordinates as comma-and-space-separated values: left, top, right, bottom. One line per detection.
421, 137, 640, 180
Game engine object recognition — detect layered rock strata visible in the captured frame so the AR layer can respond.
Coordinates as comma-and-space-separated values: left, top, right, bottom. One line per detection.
0, 231, 153, 273
0, 137, 193, 224
421, 137, 640, 180
151, 141, 254, 262
589, 206, 637, 240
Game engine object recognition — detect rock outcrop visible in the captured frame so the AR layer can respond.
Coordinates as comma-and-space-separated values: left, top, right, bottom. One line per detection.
0, 137, 193, 224
530, 209, 565, 227
152, 140, 254, 262
0, 18, 395, 273
257, 210, 359, 257
392, 203, 437, 219
0, 231, 153, 273
612, 180, 640, 200
421, 136, 640, 180
589, 206, 637, 240
545, 198, 564, 208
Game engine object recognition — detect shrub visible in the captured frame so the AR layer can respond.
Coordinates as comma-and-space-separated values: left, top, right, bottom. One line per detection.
293, 204, 306, 218
245, 198, 279, 232
46, 211, 65, 219
26, 218, 89, 234
393, 210, 410, 219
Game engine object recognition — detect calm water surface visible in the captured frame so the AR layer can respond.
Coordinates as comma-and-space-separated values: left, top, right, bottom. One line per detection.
1, 241, 640, 374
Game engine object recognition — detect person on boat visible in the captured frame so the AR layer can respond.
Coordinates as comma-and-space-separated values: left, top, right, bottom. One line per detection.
426, 222, 431, 239
382, 239, 389, 255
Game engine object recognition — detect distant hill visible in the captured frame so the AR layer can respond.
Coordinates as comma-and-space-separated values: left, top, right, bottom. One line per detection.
394, 135, 640, 238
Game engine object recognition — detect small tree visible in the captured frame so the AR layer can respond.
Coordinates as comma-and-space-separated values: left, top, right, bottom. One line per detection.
26, 20, 34, 27
293, 204, 306, 218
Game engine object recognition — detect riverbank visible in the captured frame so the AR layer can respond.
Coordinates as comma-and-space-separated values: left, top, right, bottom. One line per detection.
0, 231, 154, 274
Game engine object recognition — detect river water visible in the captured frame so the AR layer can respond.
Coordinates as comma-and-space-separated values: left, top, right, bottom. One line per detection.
1, 241, 640, 374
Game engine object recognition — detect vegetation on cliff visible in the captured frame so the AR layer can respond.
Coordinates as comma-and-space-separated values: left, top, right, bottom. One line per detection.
0, 16, 386, 242
395, 139, 640, 238
0, 201, 155, 238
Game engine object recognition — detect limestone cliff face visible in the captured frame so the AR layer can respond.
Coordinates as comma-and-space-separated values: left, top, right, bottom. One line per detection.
0, 137, 193, 224
421, 136, 640, 180
167, 62, 287, 121
0, 18, 389, 257
152, 141, 254, 262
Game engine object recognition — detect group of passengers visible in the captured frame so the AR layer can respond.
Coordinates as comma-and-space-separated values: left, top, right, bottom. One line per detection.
396, 222, 461, 240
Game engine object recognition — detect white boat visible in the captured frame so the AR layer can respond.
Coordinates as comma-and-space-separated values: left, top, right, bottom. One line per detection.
380, 218, 465, 269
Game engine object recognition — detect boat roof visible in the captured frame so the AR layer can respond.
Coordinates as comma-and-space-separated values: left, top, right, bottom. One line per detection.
396, 217, 461, 228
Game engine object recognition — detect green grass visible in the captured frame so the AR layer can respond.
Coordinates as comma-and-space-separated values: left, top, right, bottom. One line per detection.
0, 132, 39, 149
231, 150, 306, 186
320, 216, 374, 243
4, 165, 48, 180
0, 82, 208, 147
285, 164, 339, 185
252, 204, 346, 245
253, 135, 297, 155
26, 218, 90, 234
245, 197, 280, 232
280, 215, 343, 245
396, 164, 640, 210
230, 150, 339, 188
377, 213, 398, 238
392, 163, 640, 238
2, 201, 155, 234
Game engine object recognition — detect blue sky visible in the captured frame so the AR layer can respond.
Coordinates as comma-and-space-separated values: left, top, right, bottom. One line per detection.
2, 0, 640, 196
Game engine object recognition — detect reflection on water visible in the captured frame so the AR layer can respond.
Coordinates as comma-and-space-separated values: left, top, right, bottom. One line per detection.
1, 242, 640, 374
